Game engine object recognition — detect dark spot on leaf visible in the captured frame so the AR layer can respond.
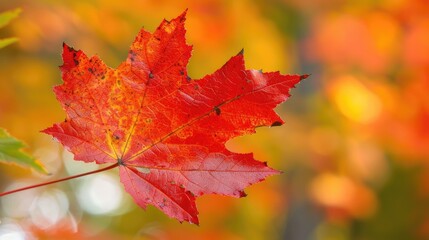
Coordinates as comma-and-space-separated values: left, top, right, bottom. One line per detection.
73, 59, 79, 65
88, 68, 94, 74
113, 134, 120, 140
179, 70, 184, 76
214, 106, 221, 116
158, 198, 167, 208
179, 14, 186, 22
271, 121, 283, 127
129, 50, 136, 62
187, 76, 191, 82
149, 72, 154, 79
179, 184, 185, 189
155, 36, 160, 41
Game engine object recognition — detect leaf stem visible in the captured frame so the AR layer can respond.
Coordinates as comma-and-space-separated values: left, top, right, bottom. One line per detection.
0, 162, 119, 197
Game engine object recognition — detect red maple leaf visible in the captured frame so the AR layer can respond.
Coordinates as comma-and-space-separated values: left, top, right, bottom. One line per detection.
43, 11, 307, 224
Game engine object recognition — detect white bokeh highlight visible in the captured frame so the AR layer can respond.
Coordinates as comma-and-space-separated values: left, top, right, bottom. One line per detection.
1, 182, 39, 218
29, 189, 70, 229
0, 220, 30, 240
76, 173, 124, 215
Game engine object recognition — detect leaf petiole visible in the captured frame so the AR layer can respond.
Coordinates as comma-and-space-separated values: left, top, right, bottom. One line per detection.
0, 162, 118, 197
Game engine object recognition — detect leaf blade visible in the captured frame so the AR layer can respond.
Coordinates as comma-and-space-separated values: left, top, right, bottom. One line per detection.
120, 165, 199, 224
129, 150, 280, 197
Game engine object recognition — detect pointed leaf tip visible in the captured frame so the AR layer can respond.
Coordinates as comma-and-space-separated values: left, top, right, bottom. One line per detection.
176, 9, 187, 23
239, 191, 247, 198
271, 121, 283, 127
62, 43, 79, 55
165, 10, 187, 24
300, 74, 310, 80
0, 128, 48, 174
61, 43, 83, 70
181, 9, 188, 18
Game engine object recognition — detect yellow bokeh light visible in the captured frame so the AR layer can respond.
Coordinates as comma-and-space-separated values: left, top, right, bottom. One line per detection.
330, 75, 382, 123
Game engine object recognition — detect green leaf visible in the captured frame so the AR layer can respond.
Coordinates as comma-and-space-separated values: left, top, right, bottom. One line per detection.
0, 128, 48, 174
0, 37, 18, 49
0, 8, 21, 29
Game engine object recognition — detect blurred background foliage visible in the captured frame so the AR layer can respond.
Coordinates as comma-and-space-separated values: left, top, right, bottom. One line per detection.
0, 8, 20, 49
0, 0, 428, 239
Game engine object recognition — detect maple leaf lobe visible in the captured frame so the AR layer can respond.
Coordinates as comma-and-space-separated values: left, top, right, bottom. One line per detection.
43, 10, 307, 224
